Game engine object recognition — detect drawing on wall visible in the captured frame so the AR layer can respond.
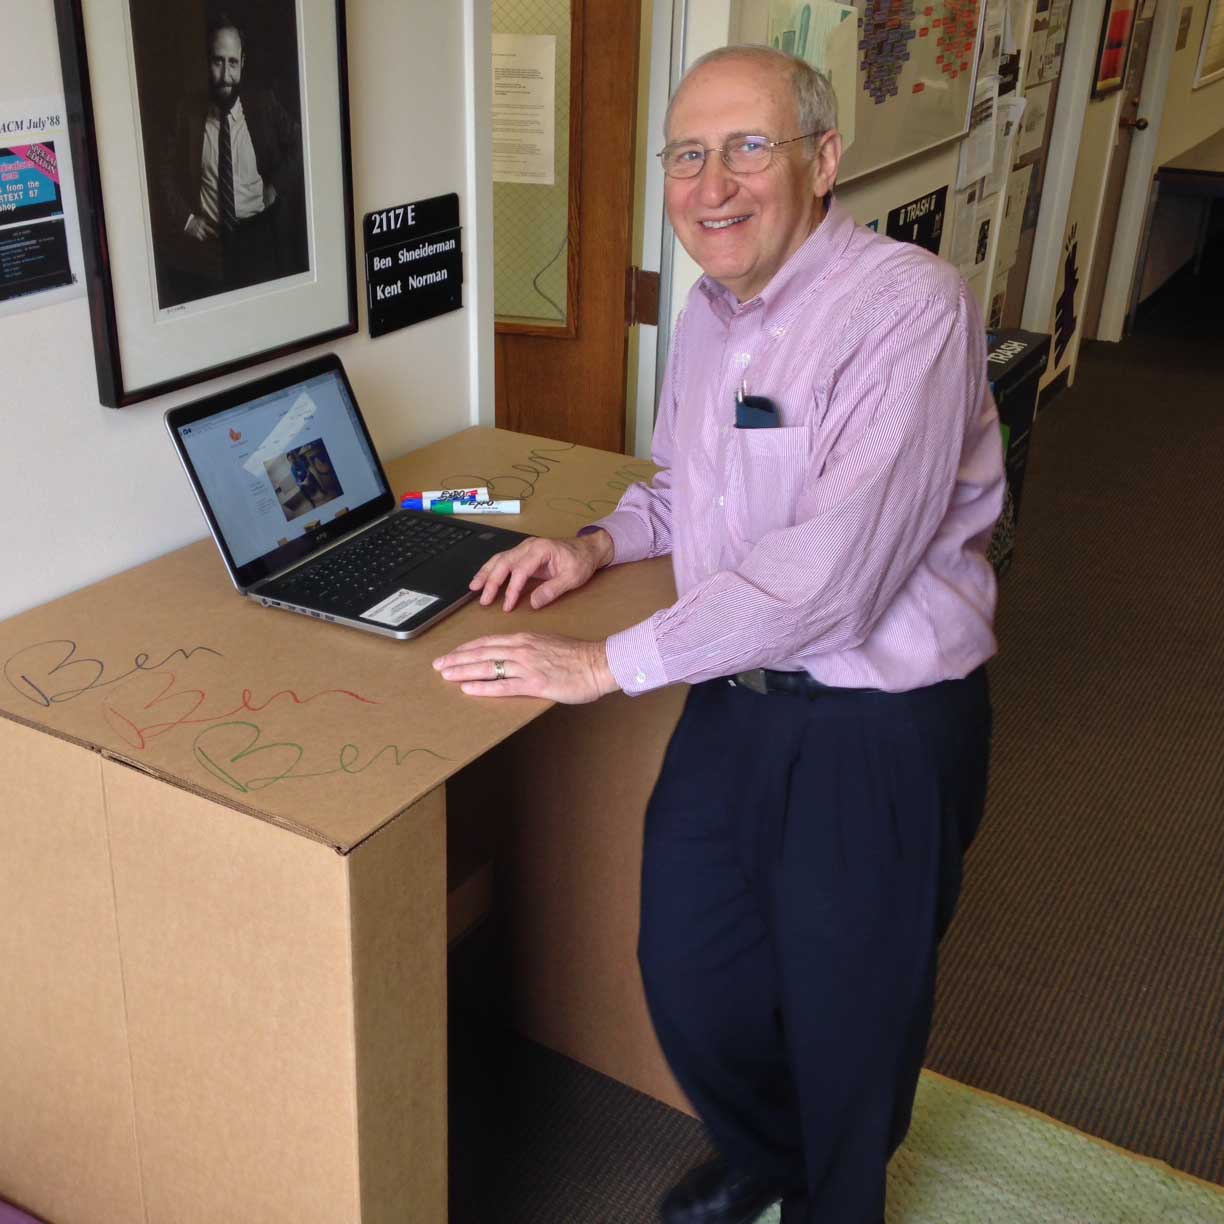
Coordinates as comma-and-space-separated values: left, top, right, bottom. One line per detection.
1054, 226, 1079, 364
768, 0, 985, 182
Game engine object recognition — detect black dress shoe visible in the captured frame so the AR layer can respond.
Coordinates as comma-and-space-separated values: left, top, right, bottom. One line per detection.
660, 1156, 784, 1224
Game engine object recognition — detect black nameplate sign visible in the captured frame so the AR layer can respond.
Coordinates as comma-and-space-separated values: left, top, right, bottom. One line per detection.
363, 192, 463, 338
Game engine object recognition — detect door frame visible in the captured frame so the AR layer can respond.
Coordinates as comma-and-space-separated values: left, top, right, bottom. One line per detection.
632, 0, 742, 458
1096, 0, 1182, 340
1021, 0, 1108, 333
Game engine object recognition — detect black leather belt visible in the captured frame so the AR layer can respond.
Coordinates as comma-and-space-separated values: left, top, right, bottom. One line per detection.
729, 669, 878, 697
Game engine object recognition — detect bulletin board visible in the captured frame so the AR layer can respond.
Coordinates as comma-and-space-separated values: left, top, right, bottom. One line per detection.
761, 0, 987, 183
493, 0, 580, 331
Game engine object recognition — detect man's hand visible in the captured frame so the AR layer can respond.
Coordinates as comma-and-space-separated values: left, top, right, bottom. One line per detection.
263, 183, 278, 208
185, 215, 217, 242
432, 633, 618, 704
470, 531, 614, 612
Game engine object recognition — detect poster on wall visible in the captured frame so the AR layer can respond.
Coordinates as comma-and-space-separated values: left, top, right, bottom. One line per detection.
992, 162, 1033, 278
1093, 0, 1139, 95
767, 0, 986, 183
949, 180, 982, 273
1016, 80, 1051, 158
0, 96, 85, 317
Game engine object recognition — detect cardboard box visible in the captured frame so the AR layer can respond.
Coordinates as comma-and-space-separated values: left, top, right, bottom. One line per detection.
0, 428, 686, 1223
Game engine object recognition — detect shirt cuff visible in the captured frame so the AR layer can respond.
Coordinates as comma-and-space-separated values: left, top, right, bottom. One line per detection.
605, 618, 669, 695
585, 510, 654, 567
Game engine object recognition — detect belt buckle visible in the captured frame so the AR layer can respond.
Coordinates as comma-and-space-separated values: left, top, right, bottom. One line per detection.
732, 669, 770, 695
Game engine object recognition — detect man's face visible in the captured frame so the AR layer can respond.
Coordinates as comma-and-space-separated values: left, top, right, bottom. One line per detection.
664, 58, 832, 301
208, 27, 244, 110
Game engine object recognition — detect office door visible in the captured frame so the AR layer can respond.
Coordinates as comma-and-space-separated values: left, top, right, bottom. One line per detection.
494, 2, 644, 453
1083, 13, 1156, 337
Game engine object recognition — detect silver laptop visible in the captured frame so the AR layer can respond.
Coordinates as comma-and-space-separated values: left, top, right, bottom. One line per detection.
165, 354, 524, 640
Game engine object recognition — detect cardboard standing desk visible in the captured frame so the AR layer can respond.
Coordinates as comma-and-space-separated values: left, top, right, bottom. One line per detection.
0, 428, 690, 1224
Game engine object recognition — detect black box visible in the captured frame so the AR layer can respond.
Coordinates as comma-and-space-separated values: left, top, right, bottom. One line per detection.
985, 328, 1050, 574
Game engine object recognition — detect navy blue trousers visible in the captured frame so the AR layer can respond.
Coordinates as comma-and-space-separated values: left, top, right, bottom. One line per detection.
638, 670, 991, 1223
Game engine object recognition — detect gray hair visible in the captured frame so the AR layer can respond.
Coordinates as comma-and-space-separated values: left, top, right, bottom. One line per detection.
665, 44, 838, 156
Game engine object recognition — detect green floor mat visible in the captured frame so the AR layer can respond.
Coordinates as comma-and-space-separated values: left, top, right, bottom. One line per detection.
755, 1072, 1224, 1223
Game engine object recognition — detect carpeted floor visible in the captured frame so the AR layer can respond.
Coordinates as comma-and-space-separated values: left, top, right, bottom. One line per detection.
924, 235, 1224, 1188
449, 233, 1224, 1221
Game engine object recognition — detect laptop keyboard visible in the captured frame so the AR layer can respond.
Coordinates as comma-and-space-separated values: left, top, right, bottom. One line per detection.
268, 512, 471, 604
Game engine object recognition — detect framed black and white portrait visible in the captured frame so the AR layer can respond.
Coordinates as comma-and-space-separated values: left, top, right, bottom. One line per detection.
54, 0, 356, 406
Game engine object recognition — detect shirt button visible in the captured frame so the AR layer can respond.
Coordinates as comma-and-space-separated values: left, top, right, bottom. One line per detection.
717, 496, 725, 507
738, 352, 752, 366
635, 671, 647, 684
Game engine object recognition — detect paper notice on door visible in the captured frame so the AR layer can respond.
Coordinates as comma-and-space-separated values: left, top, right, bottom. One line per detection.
492, 33, 557, 186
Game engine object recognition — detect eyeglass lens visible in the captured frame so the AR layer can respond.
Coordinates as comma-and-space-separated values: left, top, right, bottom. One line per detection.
661, 136, 775, 178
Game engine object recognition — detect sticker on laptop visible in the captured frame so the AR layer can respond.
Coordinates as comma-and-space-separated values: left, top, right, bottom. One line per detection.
362, 589, 440, 626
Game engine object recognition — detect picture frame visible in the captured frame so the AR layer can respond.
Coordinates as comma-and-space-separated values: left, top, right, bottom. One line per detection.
1193, 0, 1224, 87
54, 0, 357, 407
1092, 0, 1139, 97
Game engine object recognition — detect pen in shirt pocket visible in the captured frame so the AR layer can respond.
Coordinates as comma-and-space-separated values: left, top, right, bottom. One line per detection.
735, 379, 779, 429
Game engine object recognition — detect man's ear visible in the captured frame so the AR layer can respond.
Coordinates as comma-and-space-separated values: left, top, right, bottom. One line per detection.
811, 130, 844, 199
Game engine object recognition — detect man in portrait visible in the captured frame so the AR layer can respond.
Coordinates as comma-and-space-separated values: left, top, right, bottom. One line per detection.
155, 10, 307, 307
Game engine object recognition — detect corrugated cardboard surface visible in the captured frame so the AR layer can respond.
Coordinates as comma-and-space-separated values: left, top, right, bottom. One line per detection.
348, 786, 447, 1223
103, 761, 361, 1223
0, 427, 672, 854
460, 688, 695, 1115
1, 426, 683, 1222
0, 720, 144, 1224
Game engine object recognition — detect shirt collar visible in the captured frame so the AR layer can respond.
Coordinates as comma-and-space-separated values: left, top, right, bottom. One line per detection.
211, 96, 245, 124
698, 194, 856, 326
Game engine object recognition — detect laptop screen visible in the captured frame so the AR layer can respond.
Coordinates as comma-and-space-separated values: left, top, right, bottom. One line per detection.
169, 357, 395, 589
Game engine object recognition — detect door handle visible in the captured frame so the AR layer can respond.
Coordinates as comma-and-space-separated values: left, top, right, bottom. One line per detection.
1119, 116, 1149, 131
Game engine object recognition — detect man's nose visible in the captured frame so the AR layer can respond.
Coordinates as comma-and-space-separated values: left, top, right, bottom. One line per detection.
696, 154, 737, 205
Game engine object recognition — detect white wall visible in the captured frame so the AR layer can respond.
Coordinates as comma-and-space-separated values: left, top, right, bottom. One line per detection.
1157, 0, 1224, 165
0, 0, 491, 621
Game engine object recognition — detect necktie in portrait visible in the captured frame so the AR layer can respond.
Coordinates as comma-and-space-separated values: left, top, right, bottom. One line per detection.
218, 114, 237, 231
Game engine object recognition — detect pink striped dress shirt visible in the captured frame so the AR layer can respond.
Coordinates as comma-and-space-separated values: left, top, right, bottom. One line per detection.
595, 197, 1005, 695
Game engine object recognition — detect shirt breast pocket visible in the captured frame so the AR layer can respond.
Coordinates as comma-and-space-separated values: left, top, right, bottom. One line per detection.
726, 425, 812, 546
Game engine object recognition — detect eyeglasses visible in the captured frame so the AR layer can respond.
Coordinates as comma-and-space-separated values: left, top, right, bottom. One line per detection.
657, 131, 824, 179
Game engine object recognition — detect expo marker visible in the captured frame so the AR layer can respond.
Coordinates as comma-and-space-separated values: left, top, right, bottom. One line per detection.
429, 499, 521, 516
400, 486, 489, 509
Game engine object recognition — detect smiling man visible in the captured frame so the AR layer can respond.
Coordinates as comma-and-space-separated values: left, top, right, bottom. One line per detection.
435, 45, 1004, 1223
158, 13, 305, 306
